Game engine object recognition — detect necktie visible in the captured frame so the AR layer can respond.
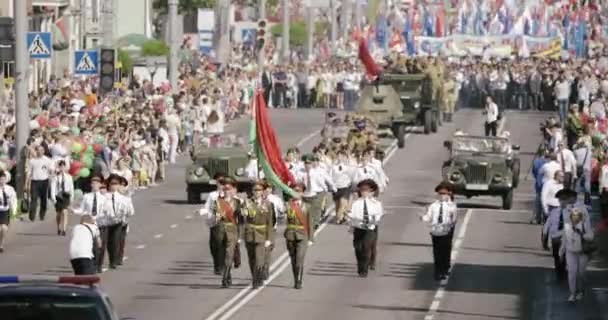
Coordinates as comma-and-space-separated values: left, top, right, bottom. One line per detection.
363, 199, 369, 225
112, 194, 116, 215
364, 167, 368, 174
2, 187, 7, 207
438, 203, 444, 224
306, 169, 312, 191
558, 208, 564, 231
560, 151, 566, 173
339, 165, 343, 171
92, 193, 97, 216
60, 175, 65, 193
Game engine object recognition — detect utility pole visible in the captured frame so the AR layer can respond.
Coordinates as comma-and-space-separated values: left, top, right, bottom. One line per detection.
79, 0, 86, 49
305, 2, 314, 62
214, 0, 231, 65
281, 0, 289, 64
168, 0, 179, 92
257, 0, 266, 73
101, 0, 114, 47
330, 0, 337, 55
14, 0, 29, 200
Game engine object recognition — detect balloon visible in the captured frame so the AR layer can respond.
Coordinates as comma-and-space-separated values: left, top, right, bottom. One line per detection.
71, 142, 83, 153
86, 145, 94, 154
93, 144, 103, 154
48, 118, 60, 128
71, 152, 81, 161
94, 135, 105, 145
82, 154, 94, 168
71, 127, 80, 136
29, 120, 40, 130
78, 168, 91, 178
36, 116, 48, 127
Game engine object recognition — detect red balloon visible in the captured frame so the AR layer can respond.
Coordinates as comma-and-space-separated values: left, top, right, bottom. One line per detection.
69, 161, 83, 176
36, 116, 48, 128
48, 117, 60, 128
93, 144, 103, 154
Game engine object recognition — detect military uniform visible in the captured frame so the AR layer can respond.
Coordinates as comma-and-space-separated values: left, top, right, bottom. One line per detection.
284, 198, 314, 289
242, 198, 274, 288
442, 78, 457, 122
211, 195, 244, 288
347, 130, 369, 153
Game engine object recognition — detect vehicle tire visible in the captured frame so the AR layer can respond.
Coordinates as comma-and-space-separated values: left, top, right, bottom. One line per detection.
511, 158, 521, 188
436, 110, 443, 126
396, 125, 406, 148
424, 109, 432, 134
431, 112, 438, 133
187, 186, 200, 204
502, 189, 513, 210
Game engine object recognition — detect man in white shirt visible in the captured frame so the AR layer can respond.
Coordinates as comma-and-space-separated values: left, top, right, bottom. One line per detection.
554, 75, 571, 122
353, 152, 387, 194
484, 96, 499, 137
200, 173, 227, 275
0, 170, 17, 253
165, 109, 182, 164
102, 174, 134, 271
69, 215, 101, 275
27, 145, 54, 221
347, 179, 384, 277
540, 153, 561, 185
50, 160, 74, 236
296, 154, 336, 229
245, 153, 263, 180
542, 171, 565, 217
556, 142, 577, 189
420, 182, 458, 280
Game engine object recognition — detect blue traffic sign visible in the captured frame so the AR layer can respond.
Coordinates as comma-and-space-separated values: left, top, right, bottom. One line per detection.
27, 32, 52, 59
74, 50, 98, 75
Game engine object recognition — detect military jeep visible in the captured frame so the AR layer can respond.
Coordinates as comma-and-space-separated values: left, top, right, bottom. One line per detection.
186, 134, 254, 204
355, 73, 440, 149
442, 135, 521, 210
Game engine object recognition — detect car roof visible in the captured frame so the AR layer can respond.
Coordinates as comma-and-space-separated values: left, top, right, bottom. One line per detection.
0, 284, 104, 299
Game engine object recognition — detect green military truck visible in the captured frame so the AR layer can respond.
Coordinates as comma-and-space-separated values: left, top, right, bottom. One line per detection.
355, 73, 440, 148
186, 135, 254, 204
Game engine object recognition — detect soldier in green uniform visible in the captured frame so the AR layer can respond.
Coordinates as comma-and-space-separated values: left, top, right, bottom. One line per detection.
347, 120, 369, 153
284, 183, 314, 289
442, 75, 457, 123
210, 177, 245, 288
242, 181, 274, 289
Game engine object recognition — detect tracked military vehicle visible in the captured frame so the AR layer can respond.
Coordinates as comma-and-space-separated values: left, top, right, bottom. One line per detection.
355, 73, 440, 148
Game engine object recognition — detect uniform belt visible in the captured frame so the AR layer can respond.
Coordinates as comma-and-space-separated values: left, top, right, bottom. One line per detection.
248, 224, 267, 229
286, 224, 304, 229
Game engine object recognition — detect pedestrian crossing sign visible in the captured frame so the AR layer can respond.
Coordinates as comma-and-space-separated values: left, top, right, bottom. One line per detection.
74, 50, 98, 75
26, 32, 52, 59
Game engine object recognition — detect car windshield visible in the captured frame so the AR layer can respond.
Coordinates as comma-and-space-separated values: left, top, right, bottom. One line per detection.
0, 295, 110, 320
451, 137, 509, 154
196, 134, 247, 149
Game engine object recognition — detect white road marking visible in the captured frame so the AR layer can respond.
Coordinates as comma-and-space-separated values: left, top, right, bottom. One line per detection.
185, 215, 193, 220
170, 224, 178, 229
102, 267, 108, 272
424, 209, 473, 319
135, 244, 146, 249
205, 134, 402, 320
296, 129, 322, 147
154, 233, 163, 239
124, 256, 129, 261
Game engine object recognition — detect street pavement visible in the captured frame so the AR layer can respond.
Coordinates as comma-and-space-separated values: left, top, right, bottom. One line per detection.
1, 108, 607, 320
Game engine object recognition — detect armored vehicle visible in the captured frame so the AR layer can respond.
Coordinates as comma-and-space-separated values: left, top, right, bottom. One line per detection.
442, 135, 521, 210
186, 134, 254, 204
355, 73, 440, 148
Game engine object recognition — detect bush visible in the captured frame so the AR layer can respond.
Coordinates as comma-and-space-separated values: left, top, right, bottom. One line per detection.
141, 40, 170, 57
269, 21, 307, 47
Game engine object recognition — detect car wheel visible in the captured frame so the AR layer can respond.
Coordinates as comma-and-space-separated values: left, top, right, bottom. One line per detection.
396, 125, 406, 148
187, 186, 200, 204
511, 158, 521, 188
424, 109, 432, 134
502, 189, 513, 210
431, 112, 438, 133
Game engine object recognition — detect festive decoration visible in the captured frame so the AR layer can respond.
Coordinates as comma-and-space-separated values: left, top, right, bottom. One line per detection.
78, 168, 91, 178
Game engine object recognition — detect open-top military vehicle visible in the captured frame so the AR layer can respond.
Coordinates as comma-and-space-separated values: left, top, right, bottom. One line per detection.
442, 135, 521, 210
186, 134, 254, 204
355, 73, 440, 148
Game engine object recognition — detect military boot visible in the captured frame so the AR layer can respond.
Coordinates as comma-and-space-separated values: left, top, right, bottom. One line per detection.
252, 268, 262, 289
292, 264, 298, 289
295, 267, 304, 289
263, 265, 270, 281
221, 267, 232, 288
442, 112, 448, 122
447, 113, 453, 123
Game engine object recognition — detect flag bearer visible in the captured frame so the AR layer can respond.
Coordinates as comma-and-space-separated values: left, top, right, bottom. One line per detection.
421, 182, 458, 280
347, 179, 384, 277
243, 181, 274, 289
284, 183, 314, 289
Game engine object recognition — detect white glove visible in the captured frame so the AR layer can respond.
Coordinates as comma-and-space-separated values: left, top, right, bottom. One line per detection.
237, 239, 242, 244
198, 208, 208, 216
369, 224, 376, 230
264, 240, 272, 248
307, 241, 314, 246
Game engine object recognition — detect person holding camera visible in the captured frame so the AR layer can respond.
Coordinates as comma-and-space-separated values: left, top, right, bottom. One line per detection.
50, 160, 74, 236
69, 214, 101, 275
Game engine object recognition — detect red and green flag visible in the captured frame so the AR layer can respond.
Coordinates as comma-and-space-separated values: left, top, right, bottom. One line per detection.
249, 90, 297, 197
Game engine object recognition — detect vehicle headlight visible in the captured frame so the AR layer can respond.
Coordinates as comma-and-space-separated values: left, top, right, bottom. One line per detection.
493, 174, 503, 182
450, 171, 462, 181
235, 168, 245, 176
413, 101, 421, 109
194, 167, 205, 176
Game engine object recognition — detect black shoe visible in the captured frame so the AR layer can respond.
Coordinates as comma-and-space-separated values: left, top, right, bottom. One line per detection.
359, 271, 368, 278
109, 265, 117, 269
221, 279, 229, 288
369, 264, 375, 271
221, 268, 231, 288
57, 230, 61, 236
434, 273, 442, 281
214, 269, 222, 275
0, 247, 4, 253
295, 281, 302, 289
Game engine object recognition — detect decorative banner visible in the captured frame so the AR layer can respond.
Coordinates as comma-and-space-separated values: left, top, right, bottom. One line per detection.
416, 36, 448, 56
525, 36, 562, 58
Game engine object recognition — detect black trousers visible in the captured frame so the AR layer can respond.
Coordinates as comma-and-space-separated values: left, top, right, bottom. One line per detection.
485, 121, 498, 137
298, 84, 308, 108
71, 258, 96, 275
117, 224, 128, 264
209, 224, 225, 272
431, 233, 452, 277
563, 172, 573, 190
29, 179, 49, 221
601, 190, 608, 220
97, 224, 121, 271
551, 238, 566, 280
353, 228, 377, 275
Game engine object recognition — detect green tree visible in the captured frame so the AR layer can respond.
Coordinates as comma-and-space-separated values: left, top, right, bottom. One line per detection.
270, 21, 307, 46
141, 40, 170, 57
153, 0, 216, 14
117, 50, 133, 74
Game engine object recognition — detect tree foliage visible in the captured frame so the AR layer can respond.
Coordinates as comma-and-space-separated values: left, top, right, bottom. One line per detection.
117, 50, 133, 74
141, 40, 170, 57
153, 0, 216, 13
269, 21, 307, 47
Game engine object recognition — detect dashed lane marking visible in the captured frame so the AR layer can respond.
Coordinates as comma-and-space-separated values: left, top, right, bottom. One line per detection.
170, 224, 178, 229
185, 215, 193, 220
424, 209, 473, 320
154, 234, 163, 239
135, 244, 146, 249
205, 138, 402, 320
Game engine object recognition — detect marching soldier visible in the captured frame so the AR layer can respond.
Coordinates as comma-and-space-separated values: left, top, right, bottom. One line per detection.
242, 181, 274, 289
421, 182, 458, 280
347, 120, 369, 153
442, 75, 457, 123
210, 177, 244, 288
116, 175, 133, 266
104, 174, 134, 270
296, 154, 336, 230
347, 179, 384, 277
201, 173, 228, 274
284, 183, 314, 289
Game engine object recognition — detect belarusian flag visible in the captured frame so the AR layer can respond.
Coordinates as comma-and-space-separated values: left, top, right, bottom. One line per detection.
249, 90, 297, 197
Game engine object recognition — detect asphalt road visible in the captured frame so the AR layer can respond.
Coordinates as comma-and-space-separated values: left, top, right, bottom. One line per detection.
1, 108, 607, 320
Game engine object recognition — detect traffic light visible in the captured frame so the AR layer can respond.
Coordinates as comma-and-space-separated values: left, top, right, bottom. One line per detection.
99, 48, 115, 96
256, 19, 267, 51
0, 17, 15, 63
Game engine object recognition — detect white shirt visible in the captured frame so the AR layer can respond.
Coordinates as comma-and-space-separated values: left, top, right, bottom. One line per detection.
556, 148, 577, 176
106, 192, 135, 225
540, 160, 561, 185
74, 191, 114, 226
50, 173, 74, 203
353, 164, 387, 192
422, 200, 458, 236
0, 184, 17, 212
245, 159, 263, 180
599, 164, 608, 191
266, 193, 285, 228
347, 197, 384, 230
28, 156, 54, 181
165, 113, 181, 135
555, 80, 571, 100
201, 190, 221, 226
331, 162, 355, 189
541, 179, 564, 214
69, 223, 99, 260
486, 102, 499, 123
560, 221, 594, 255
295, 167, 336, 197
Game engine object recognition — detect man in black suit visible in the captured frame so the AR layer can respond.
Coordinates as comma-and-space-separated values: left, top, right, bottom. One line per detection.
262, 68, 273, 105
